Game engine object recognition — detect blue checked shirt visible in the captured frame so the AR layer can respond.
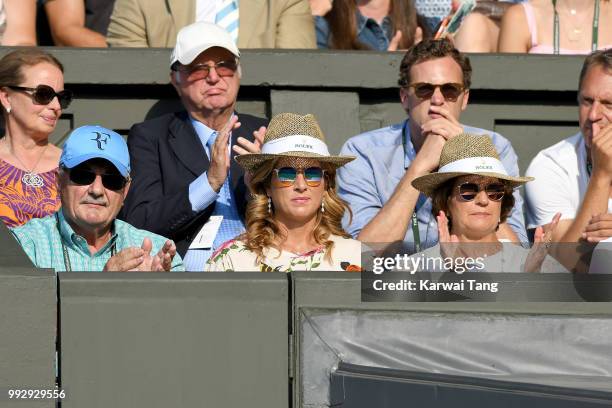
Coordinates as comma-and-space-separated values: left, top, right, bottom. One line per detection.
11, 209, 184, 272
183, 118, 245, 270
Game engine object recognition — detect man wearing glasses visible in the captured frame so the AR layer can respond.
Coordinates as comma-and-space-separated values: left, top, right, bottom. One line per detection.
11, 125, 183, 272
337, 38, 527, 252
121, 22, 267, 270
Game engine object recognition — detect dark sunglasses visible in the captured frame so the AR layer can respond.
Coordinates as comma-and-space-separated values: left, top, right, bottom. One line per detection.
407, 82, 465, 102
7, 84, 73, 109
456, 182, 505, 202
67, 167, 129, 191
174, 60, 238, 81
273, 167, 325, 187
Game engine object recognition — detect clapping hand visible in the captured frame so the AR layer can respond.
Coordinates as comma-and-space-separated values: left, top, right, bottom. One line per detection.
102, 238, 176, 272
208, 115, 240, 192
437, 210, 461, 262
152, 239, 177, 271
524, 212, 560, 272
103, 247, 145, 271
137, 238, 176, 272
232, 125, 266, 156
233, 125, 266, 186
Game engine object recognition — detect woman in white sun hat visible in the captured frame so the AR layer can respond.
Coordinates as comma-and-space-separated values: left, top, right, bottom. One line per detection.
206, 113, 363, 272
409, 133, 566, 273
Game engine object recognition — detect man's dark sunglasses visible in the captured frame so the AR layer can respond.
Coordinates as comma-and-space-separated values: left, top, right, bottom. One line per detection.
457, 182, 505, 202
67, 167, 129, 191
407, 82, 465, 102
7, 84, 73, 109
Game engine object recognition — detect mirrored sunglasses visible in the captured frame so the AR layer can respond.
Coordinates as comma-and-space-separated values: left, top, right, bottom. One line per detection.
408, 82, 465, 102
273, 167, 324, 188
175, 60, 238, 81
457, 182, 505, 202
67, 167, 128, 191
8, 84, 73, 109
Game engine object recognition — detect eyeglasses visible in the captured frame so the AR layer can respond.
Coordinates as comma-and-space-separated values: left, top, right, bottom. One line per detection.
7, 85, 73, 109
456, 182, 505, 202
174, 60, 238, 81
407, 82, 465, 102
272, 167, 325, 188
67, 167, 129, 191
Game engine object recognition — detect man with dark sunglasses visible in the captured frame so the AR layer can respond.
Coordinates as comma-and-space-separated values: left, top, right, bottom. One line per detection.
121, 22, 268, 270
337, 38, 527, 252
11, 126, 184, 272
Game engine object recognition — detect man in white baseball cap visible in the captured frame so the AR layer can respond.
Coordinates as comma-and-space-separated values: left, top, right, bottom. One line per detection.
170, 22, 240, 67
122, 22, 268, 270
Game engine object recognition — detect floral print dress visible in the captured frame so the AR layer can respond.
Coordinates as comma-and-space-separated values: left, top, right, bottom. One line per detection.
0, 159, 61, 228
206, 234, 362, 272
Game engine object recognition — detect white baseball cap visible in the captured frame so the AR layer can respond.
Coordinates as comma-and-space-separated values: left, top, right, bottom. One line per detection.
170, 22, 240, 68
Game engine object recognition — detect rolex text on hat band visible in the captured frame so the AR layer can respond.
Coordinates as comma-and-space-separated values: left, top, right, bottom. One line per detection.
261, 135, 331, 156
438, 156, 508, 175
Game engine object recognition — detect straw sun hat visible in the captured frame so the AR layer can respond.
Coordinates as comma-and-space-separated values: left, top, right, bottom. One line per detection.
235, 113, 355, 173
411, 133, 533, 197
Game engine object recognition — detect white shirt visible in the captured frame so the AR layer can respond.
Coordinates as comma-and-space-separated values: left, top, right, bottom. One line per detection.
195, 0, 218, 23
196, 0, 238, 24
525, 132, 612, 229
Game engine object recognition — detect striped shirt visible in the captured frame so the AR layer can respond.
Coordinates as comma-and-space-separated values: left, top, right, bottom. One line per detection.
11, 210, 184, 272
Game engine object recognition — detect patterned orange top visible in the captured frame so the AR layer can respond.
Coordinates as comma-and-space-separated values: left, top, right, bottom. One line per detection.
0, 159, 61, 228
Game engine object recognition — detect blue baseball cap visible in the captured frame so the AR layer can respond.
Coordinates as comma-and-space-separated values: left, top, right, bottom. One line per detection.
59, 125, 130, 177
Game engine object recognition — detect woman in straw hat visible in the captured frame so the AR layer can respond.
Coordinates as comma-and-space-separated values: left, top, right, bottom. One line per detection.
206, 113, 362, 272
409, 133, 565, 273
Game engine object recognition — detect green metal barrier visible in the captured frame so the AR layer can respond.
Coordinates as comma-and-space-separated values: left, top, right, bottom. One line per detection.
59, 273, 289, 408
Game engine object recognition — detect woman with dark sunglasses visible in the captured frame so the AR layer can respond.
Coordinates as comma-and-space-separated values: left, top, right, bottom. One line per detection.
408, 133, 566, 273
207, 113, 362, 272
0, 49, 72, 228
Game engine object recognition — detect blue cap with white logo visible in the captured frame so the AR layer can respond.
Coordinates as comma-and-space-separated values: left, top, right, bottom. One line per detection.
59, 125, 130, 177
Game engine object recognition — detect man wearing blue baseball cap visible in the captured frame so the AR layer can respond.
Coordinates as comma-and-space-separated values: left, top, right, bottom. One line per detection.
11, 125, 184, 272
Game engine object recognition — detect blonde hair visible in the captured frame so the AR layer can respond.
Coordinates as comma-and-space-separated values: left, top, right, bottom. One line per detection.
239, 159, 352, 263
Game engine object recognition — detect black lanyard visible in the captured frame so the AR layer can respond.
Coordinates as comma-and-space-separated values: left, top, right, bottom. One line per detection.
411, 212, 421, 252
56, 213, 116, 272
553, 0, 600, 54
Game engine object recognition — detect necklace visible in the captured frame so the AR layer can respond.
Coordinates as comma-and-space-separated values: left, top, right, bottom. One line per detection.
2, 139, 49, 188
561, 2, 591, 42
552, 0, 600, 51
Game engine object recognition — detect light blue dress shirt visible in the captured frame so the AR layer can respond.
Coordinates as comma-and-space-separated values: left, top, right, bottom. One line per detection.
337, 120, 528, 251
183, 118, 245, 271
